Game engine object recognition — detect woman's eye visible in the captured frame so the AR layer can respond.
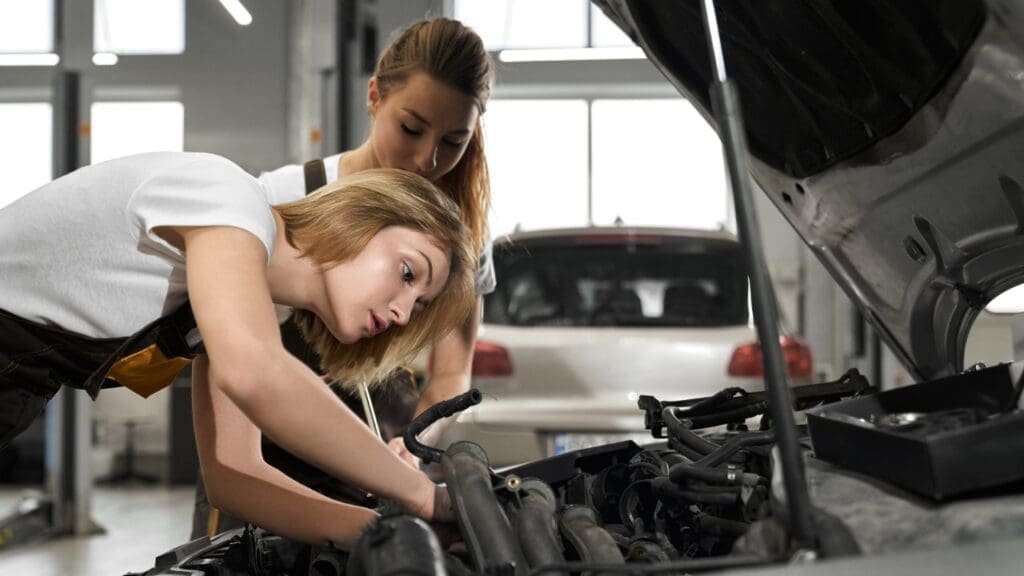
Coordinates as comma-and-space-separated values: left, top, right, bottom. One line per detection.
401, 262, 416, 284
442, 138, 466, 148
400, 123, 422, 137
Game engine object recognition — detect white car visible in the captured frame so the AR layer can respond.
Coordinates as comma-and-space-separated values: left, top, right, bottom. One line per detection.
441, 226, 812, 466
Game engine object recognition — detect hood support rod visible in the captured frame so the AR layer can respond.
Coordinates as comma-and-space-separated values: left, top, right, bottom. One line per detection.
698, 0, 817, 551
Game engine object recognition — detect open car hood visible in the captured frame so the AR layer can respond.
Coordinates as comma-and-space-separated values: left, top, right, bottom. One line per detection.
594, 0, 1024, 381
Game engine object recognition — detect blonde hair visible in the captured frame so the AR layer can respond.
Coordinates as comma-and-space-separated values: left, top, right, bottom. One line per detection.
276, 169, 475, 388
375, 17, 494, 255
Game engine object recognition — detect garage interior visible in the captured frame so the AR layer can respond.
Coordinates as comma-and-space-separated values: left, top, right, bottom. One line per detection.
1, 1, 1022, 575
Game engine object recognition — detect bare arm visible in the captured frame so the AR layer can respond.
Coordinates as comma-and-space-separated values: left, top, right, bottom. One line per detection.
411, 296, 482, 446
192, 355, 377, 546
181, 225, 438, 523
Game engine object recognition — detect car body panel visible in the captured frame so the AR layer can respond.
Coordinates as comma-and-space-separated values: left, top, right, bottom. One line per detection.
474, 323, 761, 400
595, 0, 1024, 382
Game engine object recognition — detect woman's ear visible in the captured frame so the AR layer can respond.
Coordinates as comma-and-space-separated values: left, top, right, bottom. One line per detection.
367, 77, 381, 117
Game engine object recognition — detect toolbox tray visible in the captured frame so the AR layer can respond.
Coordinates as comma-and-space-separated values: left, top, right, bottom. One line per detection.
806, 362, 1024, 500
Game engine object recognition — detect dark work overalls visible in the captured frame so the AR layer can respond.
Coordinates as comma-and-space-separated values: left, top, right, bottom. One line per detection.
0, 302, 201, 451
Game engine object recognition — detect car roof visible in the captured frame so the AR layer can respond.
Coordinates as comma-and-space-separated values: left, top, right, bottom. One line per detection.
495, 226, 741, 245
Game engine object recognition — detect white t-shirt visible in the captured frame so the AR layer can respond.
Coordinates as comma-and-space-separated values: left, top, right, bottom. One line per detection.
257, 154, 497, 295
0, 151, 276, 339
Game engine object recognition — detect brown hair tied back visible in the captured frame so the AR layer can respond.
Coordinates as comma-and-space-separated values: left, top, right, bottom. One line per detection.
375, 17, 495, 256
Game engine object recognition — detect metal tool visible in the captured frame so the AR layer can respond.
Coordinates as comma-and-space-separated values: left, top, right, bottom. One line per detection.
357, 380, 383, 441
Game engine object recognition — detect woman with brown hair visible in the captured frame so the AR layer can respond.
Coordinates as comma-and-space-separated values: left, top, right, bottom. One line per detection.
259, 16, 496, 455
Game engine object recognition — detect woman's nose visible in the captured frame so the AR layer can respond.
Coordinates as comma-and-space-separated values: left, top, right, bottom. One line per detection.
414, 143, 438, 175
390, 293, 416, 326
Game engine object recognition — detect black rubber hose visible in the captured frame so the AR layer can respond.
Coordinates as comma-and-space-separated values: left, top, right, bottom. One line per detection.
686, 402, 769, 429
666, 438, 708, 463
345, 514, 446, 576
558, 506, 625, 564
694, 512, 751, 537
511, 480, 566, 569
661, 407, 719, 455
683, 387, 749, 415
405, 388, 483, 464
650, 477, 738, 506
443, 442, 527, 575
696, 431, 776, 468
668, 462, 763, 487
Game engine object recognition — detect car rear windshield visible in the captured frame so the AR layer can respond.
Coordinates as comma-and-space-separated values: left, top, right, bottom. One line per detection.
485, 234, 750, 327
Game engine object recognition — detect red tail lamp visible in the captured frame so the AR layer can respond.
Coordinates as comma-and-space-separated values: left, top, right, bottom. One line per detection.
728, 336, 813, 379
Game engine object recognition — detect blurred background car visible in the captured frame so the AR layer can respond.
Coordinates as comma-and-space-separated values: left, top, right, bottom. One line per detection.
439, 226, 812, 466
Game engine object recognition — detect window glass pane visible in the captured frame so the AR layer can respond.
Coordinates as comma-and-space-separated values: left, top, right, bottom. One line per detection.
486, 239, 748, 327
592, 99, 728, 229
455, 0, 587, 50
0, 103, 52, 209
591, 6, 633, 47
90, 101, 184, 164
0, 0, 54, 53
483, 100, 589, 236
94, 0, 185, 55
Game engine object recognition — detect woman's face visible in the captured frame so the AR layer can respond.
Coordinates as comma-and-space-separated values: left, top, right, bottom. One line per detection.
368, 71, 480, 183
321, 225, 451, 344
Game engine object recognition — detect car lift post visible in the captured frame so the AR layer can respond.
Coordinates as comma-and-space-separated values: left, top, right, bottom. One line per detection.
0, 69, 103, 550
698, 0, 817, 552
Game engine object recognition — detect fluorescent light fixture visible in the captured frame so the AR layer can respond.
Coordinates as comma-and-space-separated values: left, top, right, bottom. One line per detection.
986, 285, 1024, 314
0, 53, 59, 66
498, 46, 645, 63
92, 52, 119, 66
219, 0, 252, 26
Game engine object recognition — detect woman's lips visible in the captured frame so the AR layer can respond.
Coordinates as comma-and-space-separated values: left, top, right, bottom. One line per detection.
368, 312, 387, 337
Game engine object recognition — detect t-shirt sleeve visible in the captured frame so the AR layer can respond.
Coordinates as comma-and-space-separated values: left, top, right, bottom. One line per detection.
475, 239, 497, 296
257, 162, 306, 206
126, 153, 276, 264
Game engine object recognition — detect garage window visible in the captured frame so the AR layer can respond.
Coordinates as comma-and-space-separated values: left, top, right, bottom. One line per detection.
484, 98, 728, 235
592, 99, 727, 229
94, 0, 186, 55
0, 102, 53, 209
483, 99, 590, 235
0, 0, 54, 54
455, 0, 588, 50
90, 101, 184, 165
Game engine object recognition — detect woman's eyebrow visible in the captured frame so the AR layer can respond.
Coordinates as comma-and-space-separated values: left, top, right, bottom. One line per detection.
402, 108, 472, 135
416, 249, 434, 286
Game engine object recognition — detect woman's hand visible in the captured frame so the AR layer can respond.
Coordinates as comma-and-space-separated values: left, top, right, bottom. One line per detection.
387, 436, 421, 469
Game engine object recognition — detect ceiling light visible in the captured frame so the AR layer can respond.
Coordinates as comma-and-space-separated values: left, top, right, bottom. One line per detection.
0, 53, 60, 66
498, 46, 645, 63
218, 0, 252, 26
92, 52, 119, 66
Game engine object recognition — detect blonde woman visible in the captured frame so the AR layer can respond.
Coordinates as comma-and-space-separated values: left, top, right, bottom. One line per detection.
0, 151, 474, 545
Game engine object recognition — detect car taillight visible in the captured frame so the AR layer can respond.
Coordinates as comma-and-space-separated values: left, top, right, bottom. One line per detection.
727, 336, 813, 379
471, 340, 513, 377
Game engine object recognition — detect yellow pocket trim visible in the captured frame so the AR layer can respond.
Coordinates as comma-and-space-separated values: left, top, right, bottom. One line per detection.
106, 344, 191, 398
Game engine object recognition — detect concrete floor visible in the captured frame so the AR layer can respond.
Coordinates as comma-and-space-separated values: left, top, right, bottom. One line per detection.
0, 485, 193, 576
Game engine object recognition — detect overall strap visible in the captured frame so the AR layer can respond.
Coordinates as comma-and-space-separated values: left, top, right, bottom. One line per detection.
302, 158, 327, 195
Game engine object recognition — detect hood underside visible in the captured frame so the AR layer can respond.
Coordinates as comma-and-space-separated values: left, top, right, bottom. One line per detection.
596, 0, 1024, 380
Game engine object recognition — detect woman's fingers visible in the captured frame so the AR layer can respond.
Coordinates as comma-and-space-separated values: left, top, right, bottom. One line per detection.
387, 436, 422, 469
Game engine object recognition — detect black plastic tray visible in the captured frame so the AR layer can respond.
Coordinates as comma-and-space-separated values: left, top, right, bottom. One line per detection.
806, 363, 1024, 499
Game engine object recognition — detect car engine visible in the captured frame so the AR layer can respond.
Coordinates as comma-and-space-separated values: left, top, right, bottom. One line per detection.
134, 369, 1024, 576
